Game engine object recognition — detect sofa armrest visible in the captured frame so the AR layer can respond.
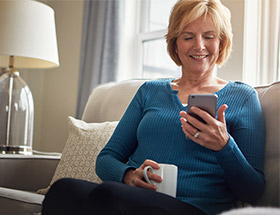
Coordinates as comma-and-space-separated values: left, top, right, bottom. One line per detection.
0, 154, 60, 192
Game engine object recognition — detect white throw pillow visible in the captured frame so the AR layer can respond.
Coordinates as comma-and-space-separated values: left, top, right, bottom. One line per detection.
37, 116, 118, 194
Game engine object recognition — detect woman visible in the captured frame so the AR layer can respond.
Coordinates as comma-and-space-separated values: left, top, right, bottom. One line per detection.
42, 0, 265, 215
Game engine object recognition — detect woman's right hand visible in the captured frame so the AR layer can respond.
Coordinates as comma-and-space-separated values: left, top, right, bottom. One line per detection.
123, 159, 162, 191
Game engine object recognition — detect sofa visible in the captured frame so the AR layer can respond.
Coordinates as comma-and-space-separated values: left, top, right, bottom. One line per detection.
0, 79, 279, 214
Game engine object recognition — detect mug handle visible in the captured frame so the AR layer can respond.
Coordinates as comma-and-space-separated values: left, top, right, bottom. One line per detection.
143, 166, 153, 184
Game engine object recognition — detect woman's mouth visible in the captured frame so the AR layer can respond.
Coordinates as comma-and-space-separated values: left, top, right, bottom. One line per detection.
190, 55, 208, 59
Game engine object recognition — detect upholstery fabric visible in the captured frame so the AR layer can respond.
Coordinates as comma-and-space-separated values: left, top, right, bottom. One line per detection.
0, 187, 43, 215
82, 79, 147, 122
38, 117, 118, 194
254, 81, 280, 206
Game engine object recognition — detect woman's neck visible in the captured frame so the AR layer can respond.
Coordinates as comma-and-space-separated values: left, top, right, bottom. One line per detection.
171, 69, 228, 96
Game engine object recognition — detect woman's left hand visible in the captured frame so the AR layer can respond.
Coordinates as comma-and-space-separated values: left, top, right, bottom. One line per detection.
180, 104, 229, 151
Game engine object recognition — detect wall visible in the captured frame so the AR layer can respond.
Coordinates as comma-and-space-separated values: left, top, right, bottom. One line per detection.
21, 0, 84, 152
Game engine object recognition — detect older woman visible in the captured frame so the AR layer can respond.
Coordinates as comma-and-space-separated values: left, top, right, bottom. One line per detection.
42, 0, 265, 215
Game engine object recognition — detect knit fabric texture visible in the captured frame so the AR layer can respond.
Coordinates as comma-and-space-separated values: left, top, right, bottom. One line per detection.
96, 79, 265, 215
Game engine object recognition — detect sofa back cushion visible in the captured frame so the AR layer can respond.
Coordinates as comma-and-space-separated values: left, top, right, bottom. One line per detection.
82, 79, 146, 123
254, 81, 280, 206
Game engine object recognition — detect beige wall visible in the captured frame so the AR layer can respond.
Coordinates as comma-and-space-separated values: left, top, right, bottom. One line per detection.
21, 0, 84, 152
20, 0, 245, 153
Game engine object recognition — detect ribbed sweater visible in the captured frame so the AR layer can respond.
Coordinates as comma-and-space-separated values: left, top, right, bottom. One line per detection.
96, 79, 265, 215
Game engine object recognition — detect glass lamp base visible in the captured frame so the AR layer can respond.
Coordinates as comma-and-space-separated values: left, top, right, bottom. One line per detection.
0, 145, 32, 155
0, 70, 34, 155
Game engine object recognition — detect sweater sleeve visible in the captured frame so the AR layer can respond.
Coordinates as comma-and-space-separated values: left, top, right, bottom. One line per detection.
214, 90, 265, 203
95, 83, 146, 182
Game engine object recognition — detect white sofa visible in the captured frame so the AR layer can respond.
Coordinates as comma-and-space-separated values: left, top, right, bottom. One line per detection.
0, 79, 279, 214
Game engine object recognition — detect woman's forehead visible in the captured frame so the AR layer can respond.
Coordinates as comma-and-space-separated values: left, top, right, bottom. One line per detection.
181, 15, 218, 34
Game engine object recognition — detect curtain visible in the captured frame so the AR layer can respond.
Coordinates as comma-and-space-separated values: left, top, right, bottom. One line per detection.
259, 0, 280, 84
76, 0, 124, 119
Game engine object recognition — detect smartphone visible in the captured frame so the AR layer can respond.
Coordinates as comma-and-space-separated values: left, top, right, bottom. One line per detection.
187, 94, 218, 124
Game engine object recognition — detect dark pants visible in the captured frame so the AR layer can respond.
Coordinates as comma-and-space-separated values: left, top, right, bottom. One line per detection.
42, 178, 206, 215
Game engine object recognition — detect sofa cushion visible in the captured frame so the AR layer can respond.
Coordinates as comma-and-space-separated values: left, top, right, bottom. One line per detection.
254, 81, 280, 206
0, 187, 43, 215
82, 79, 147, 122
38, 116, 118, 194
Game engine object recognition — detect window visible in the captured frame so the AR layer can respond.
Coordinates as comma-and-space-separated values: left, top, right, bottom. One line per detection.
140, 0, 180, 79
118, 0, 180, 81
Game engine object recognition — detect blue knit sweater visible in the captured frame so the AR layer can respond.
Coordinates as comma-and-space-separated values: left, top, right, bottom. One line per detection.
96, 79, 265, 215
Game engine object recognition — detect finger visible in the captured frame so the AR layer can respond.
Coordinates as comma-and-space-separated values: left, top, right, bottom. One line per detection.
180, 117, 198, 136
188, 107, 215, 127
183, 111, 207, 132
180, 110, 188, 118
141, 159, 160, 170
182, 124, 203, 143
181, 122, 196, 138
144, 171, 162, 184
181, 111, 203, 132
133, 177, 157, 191
217, 104, 228, 123
181, 124, 192, 138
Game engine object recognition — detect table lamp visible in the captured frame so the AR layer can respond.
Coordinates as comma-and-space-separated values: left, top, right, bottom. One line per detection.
0, 0, 59, 155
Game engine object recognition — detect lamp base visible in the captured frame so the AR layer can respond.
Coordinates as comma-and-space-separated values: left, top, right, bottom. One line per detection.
0, 70, 34, 156
0, 145, 32, 155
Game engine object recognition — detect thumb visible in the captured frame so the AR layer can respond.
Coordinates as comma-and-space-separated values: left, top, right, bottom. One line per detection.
217, 104, 228, 123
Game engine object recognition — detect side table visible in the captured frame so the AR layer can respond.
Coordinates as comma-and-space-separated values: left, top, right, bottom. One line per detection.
0, 154, 61, 191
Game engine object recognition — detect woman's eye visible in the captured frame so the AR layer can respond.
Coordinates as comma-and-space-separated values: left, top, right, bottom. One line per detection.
184, 37, 192, 40
205, 35, 214, 39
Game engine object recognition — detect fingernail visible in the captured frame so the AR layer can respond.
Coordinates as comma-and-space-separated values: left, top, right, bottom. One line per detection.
181, 118, 187, 123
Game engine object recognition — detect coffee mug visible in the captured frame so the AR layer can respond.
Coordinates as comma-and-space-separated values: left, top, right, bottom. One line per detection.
143, 163, 178, 197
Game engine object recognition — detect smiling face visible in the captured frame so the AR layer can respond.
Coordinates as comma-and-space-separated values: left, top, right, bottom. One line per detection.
176, 15, 220, 76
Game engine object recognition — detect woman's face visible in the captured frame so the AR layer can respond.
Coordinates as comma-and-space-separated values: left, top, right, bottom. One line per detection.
176, 15, 220, 75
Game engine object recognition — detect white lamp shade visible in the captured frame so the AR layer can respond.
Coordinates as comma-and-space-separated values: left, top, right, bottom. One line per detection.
0, 0, 59, 69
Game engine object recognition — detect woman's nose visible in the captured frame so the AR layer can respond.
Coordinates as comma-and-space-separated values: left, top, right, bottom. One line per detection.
193, 37, 205, 51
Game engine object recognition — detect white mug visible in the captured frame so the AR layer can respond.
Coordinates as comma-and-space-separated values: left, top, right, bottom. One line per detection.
143, 163, 178, 197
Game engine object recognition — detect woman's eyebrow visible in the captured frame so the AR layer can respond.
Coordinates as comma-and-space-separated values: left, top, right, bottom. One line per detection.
181, 32, 193, 35
204, 30, 216, 34
181, 30, 216, 35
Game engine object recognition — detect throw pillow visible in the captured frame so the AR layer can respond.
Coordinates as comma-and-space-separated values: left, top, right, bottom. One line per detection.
37, 116, 118, 195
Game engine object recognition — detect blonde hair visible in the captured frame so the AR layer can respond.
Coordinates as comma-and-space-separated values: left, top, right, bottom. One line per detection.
165, 0, 233, 67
